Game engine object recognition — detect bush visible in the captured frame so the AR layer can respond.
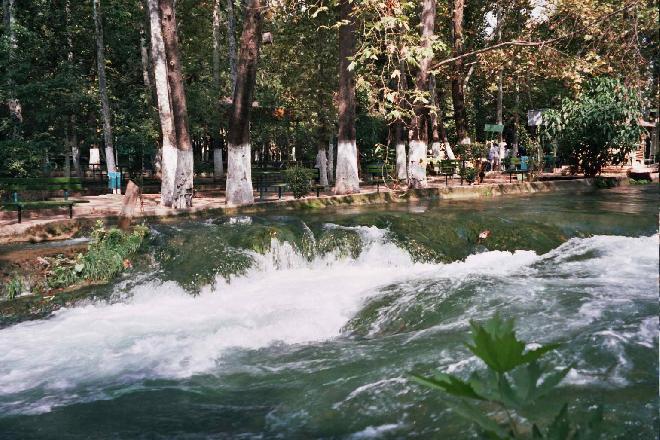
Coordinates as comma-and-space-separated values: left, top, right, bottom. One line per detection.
411, 314, 603, 439
0, 140, 44, 177
460, 166, 477, 184
544, 77, 642, 177
283, 167, 316, 199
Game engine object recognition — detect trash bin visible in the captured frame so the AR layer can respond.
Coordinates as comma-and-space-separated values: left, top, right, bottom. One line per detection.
108, 171, 122, 194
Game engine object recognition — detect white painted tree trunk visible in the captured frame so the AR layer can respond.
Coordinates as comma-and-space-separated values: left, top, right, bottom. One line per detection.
213, 147, 224, 179
334, 141, 360, 194
173, 149, 194, 209
147, 0, 177, 206
316, 148, 328, 187
327, 139, 334, 183
396, 141, 407, 180
408, 140, 427, 188
93, 0, 116, 174
226, 143, 254, 206
431, 142, 442, 158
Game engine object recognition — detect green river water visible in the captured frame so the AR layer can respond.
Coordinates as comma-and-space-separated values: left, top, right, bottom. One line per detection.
0, 185, 658, 439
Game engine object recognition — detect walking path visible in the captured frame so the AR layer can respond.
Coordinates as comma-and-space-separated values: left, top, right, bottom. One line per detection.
0, 171, 650, 244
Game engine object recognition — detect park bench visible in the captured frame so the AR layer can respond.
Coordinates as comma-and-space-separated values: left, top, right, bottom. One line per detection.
253, 171, 287, 200
0, 177, 89, 223
506, 156, 530, 182
439, 159, 460, 185
365, 162, 393, 192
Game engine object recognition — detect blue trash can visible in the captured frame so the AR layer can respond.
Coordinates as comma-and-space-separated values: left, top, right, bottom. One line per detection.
108, 171, 122, 193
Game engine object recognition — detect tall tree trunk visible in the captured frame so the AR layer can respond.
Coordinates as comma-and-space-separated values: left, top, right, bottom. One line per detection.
513, 82, 519, 156
227, 0, 238, 95
408, 0, 435, 189
327, 138, 334, 183
334, 0, 359, 195
451, 0, 468, 144
140, 33, 152, 91
148, 0, 177, 206
4, 0, 21, 130
316, 141, 329, 187
495, 4, 503, 142
93, 0, 117, 174
65, 0, 80, 177
212, 0, 224, 180
225, 0, 263, 206
160, 0, 194, 209
395, 59, 408, 181
429, 75, 443, 158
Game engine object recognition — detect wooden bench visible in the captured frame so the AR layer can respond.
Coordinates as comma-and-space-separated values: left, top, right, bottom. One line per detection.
0, 177, 89, 223
365, 163, 392, 192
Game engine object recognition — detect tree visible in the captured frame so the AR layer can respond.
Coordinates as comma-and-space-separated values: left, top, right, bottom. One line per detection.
408, 0, 436, 189
334, 0, 360, 195
148, 0, 177, 206
545, 77, 643, 177
92, 0, 116, 175
450, 0, 468, 144
225, 0, 263, 206
212, 0, 224, 180
160, 0, 194, 209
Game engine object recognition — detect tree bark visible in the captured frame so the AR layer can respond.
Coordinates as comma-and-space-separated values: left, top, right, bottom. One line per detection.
334, 0, 360, 195
225, 0, 263, 206
451, 0, 468, 144
227, 0, 238, 95
160, 0, 194, 209
93, 0, 117, 174
148, 0, 177, 206
408, 0, 435, 189
212, 0, 224, 179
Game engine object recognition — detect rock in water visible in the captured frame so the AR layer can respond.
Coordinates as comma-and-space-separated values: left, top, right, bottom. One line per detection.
118, 180, 141, 230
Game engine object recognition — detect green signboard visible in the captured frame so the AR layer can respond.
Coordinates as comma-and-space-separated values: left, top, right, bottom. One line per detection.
484, 124, 504, 133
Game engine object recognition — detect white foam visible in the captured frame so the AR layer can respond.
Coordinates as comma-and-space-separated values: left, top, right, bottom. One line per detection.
0, 230, 656, 414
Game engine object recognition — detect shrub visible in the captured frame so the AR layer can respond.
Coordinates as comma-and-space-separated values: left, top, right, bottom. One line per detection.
544, 77, 642, 177
411, 314, 603, 439
283, 167, 316, 199
460, 166, 477, 184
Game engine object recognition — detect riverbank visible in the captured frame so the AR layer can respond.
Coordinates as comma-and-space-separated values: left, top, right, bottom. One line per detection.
0, 174, 646, 244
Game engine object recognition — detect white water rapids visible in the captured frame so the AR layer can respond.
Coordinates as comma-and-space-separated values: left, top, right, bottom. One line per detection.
0, 227, 657, 416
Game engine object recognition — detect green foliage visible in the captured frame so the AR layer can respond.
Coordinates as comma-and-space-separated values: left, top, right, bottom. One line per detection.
47, 221, 149, 289
460, 166, 478, 184
411, 314, 603, 439
4, 275, 23, 300
593, 177, 617, 189
629, 178, 652, 185
544, 77, 642, 177
283, 167, 315, 199
0, 140, 44, 177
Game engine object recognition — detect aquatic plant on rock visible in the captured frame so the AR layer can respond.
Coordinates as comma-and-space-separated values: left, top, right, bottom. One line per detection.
46, 221, 149, 289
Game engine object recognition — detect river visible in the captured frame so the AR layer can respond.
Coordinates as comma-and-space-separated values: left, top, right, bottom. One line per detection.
0, 185, 657, 438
